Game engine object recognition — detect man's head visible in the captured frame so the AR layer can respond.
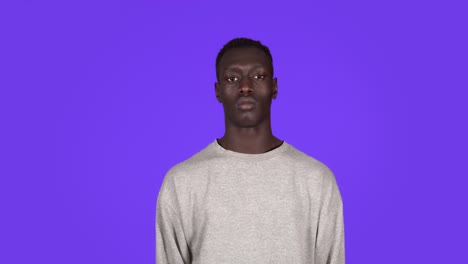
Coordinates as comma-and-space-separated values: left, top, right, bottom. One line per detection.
215, 38, 278, 128
215, 38, 274, 81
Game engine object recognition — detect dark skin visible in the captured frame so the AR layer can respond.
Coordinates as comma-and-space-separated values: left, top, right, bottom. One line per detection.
215, 47, 283, 154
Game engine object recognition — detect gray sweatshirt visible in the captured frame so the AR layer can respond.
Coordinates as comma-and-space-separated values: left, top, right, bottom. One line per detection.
156, 140, 345, 264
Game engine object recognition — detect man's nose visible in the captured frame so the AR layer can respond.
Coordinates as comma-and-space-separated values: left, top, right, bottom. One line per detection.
238, 77, 253, 95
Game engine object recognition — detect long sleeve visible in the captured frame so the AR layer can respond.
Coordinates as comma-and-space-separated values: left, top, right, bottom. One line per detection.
314, 168, 345, 264
156, 177, 191, 264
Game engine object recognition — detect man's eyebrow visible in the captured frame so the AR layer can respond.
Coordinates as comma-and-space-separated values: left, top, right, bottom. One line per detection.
223, 64, 268, 72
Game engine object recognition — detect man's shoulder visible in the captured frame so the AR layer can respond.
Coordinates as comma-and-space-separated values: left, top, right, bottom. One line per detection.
164, 140, 218, 178
283, 142, 335, 179
158, 141, 217, 206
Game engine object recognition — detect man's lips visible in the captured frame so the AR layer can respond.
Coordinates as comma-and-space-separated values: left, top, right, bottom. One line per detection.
237, 97, 256, 104
236, 97, 256, 110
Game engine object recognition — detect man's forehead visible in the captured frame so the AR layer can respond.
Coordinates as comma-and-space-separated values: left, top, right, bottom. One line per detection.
220, 47, 271, 69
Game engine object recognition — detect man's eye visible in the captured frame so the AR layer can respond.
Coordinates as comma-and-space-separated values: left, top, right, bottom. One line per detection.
227, 77, 239, 82
254, 75, 265, 80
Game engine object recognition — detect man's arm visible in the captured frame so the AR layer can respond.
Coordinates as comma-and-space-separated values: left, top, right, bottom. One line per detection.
315, 168, 345, 264
156, 183, 191, 264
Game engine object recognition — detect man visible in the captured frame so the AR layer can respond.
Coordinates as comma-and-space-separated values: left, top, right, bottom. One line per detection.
156, 38, 345, 264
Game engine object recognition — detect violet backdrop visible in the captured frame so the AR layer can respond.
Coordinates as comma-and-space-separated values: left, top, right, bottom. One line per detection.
1, 0, 467, 263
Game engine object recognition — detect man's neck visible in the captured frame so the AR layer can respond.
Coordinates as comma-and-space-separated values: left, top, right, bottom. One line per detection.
218, 126, 282, 154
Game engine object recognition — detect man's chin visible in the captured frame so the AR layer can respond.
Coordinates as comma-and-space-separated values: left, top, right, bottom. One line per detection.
234, 116, 263, 128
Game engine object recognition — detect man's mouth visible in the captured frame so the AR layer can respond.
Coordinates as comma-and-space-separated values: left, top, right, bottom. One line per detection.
236, 97, 256, 111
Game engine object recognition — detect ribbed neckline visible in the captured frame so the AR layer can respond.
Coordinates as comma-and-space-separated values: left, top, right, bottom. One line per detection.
210, 139, 289, 162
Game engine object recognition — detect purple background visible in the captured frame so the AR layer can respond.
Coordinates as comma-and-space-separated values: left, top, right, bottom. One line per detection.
1, 0, 467, 263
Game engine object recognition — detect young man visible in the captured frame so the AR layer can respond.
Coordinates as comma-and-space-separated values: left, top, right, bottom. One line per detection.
156, 38, 345, 264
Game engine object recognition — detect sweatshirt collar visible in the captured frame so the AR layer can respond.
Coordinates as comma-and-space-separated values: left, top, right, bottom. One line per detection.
211, 139, 289, 161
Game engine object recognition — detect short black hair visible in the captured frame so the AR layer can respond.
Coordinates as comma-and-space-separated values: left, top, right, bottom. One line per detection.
215, 37, 274, 81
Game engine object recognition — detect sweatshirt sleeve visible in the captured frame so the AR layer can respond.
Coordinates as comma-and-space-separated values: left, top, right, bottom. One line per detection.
314, 168, 345, 264
156, 174, 191, 264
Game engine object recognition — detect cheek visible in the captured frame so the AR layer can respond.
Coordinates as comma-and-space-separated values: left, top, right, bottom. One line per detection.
256, 87, 275, 100
220, 85, 237, 96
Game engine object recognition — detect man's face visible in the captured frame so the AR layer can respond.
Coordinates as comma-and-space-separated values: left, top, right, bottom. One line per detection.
215, 47, 278, 128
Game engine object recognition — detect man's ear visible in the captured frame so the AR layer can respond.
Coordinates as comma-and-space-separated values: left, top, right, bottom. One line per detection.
272, 77, 278, 99
215, 82, 221, 102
